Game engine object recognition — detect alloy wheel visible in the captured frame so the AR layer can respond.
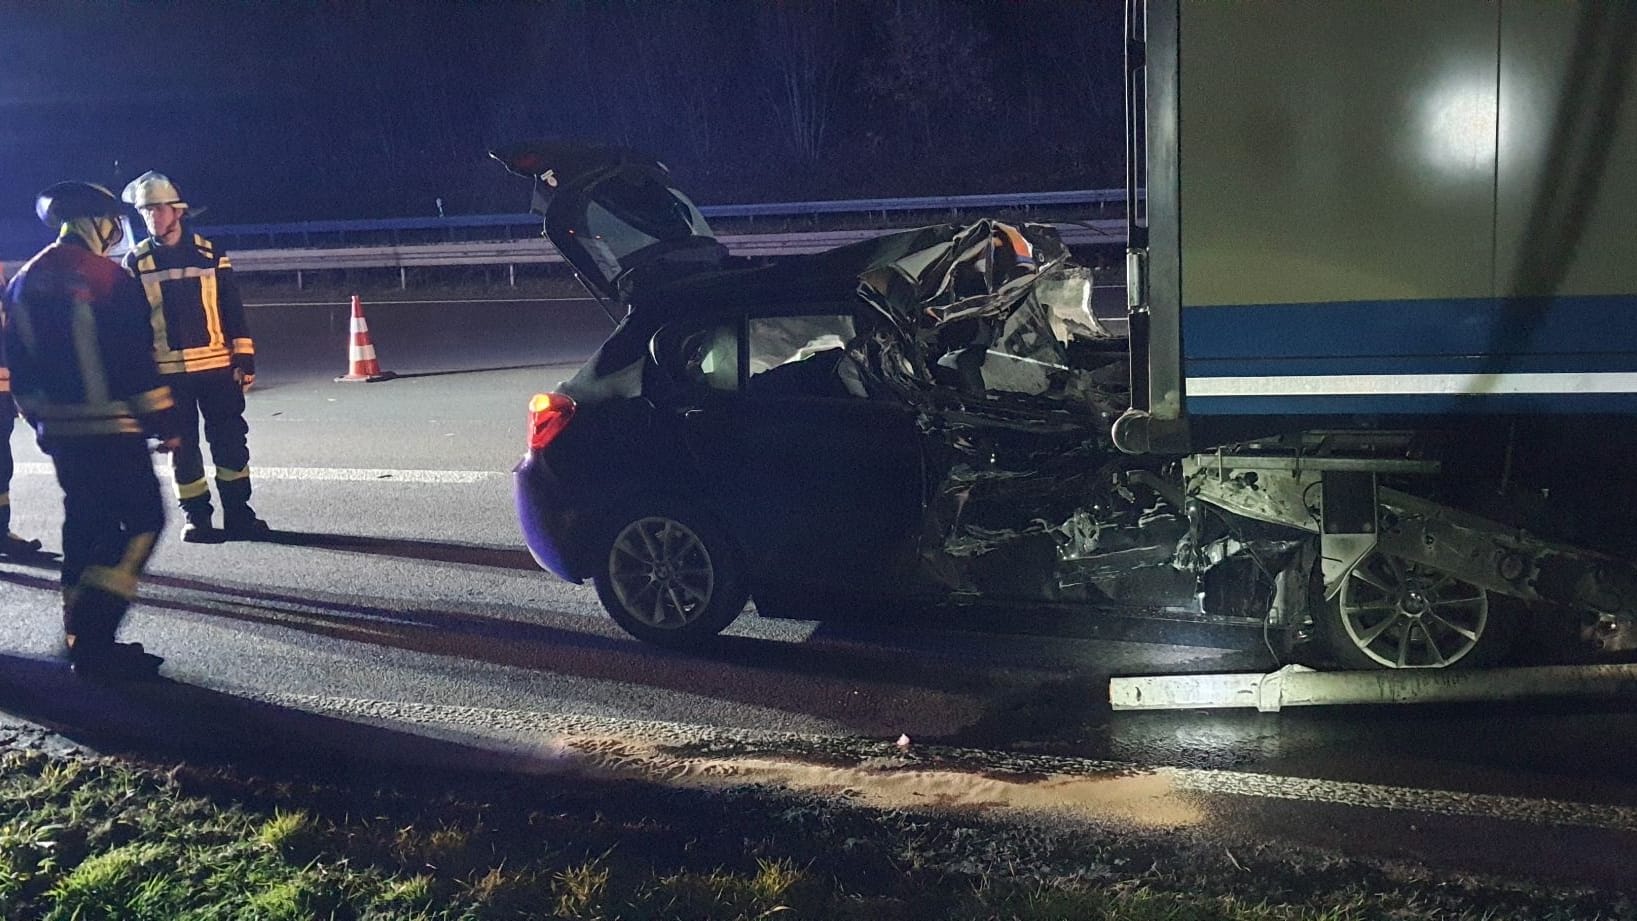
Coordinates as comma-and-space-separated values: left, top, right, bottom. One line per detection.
1337, 551, 1489, 668
606, 516, 717, 630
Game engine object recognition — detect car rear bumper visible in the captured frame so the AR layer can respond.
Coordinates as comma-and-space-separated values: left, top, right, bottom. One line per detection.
513, 452, 586, 583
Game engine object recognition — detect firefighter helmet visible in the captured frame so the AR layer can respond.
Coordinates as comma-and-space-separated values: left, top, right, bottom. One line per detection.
120, 171, 187, 210
34, 181, 122, 228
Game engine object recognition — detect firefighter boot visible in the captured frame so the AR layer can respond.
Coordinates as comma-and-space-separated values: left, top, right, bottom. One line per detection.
223, 507, 271, 539
179, 496, 224, 544
0, 504, 42, 557
65, 590, 162, 681
70, 641, 165, 681
219, 477, 271, 540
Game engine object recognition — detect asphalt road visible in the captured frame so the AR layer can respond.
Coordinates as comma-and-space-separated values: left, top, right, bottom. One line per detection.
2, 294, 1637, 892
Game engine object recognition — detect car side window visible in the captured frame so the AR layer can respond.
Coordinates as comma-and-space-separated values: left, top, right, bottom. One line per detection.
745, 315, 867, 400
677, 323, 739, 391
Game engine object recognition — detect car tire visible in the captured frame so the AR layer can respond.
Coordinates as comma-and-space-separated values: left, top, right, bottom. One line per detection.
593, 500, 750, 648
1316, 549, 1520, 669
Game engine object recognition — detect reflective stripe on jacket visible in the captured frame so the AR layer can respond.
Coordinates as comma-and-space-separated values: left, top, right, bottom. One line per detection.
124, 233, 255, 376
2, 234, 177, 440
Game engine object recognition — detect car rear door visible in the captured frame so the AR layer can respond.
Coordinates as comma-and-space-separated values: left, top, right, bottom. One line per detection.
659, 310, 927, 595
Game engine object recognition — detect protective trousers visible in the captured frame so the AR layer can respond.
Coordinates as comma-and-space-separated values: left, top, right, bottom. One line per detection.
50, 436, 164, 654
0, 393, 14, 535
165, 369, 252, 520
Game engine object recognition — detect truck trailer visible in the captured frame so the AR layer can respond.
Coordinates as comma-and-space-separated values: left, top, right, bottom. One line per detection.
1120, 0, 1637, 670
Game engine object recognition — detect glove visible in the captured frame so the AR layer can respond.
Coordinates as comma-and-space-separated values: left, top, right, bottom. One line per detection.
234, 367, 255, 393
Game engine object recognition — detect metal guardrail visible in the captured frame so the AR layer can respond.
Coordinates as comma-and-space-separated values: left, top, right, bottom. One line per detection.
198, 188, 1130, 244
226, 221, 1128, 275
2, 191, 1131, 277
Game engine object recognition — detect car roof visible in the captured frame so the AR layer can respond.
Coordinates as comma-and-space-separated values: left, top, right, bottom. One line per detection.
628, 223, 968, 319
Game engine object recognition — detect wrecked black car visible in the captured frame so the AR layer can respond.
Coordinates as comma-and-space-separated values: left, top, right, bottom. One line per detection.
491, 142, 1312, 649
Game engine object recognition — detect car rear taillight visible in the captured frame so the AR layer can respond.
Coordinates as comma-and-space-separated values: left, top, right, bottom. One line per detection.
527, 392, 575, 452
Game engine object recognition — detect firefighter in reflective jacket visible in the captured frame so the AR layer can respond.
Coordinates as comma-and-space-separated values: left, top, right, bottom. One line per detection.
121, 171, 269, 541
2, 182, 180, 679
0, 281, 44, 558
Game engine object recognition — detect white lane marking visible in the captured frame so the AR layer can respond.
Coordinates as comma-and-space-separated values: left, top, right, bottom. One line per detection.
15, 462, 501, 484
251, 692, 1637, 835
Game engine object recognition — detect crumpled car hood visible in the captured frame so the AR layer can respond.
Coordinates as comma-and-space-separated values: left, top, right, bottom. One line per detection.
851, 220, 1122, 417
847, 221, 1301, 617
860, 220, 1112, 336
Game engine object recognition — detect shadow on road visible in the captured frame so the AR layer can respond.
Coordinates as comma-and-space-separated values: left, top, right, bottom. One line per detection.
0, 652, 551, 778
263, 529, 541, 571
0, 549, 62, 569
387, 363, 570, 380
0, 555, 1294, 752
12, 561, 1637, 782
0, 565, 1041, 737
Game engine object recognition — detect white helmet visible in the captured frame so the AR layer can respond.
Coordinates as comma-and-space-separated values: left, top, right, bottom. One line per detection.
121, 171, 188, 211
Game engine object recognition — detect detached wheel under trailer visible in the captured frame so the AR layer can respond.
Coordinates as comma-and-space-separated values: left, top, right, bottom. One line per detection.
1147, 446, 1637, 708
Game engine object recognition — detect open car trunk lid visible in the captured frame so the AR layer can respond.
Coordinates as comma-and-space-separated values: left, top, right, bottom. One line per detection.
490, 141, 727, 306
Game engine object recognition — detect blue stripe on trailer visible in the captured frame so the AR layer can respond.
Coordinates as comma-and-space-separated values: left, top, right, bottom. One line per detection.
1181, 295, 1637, 414
1189, 391, 1637, 416
1188, 353, 1637, 378
1183, 295, 1637, 360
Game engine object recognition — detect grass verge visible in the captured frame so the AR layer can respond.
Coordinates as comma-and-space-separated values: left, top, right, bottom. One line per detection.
0, 747, 1627, 920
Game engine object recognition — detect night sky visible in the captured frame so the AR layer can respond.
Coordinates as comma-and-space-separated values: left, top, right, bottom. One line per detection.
2, 1, 1124, 228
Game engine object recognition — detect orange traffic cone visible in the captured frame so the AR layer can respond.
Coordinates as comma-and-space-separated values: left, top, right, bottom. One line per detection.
335, 295, 396, 383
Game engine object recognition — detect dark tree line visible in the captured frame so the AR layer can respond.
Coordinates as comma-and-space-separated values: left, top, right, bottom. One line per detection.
2, 0, 1125, 224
